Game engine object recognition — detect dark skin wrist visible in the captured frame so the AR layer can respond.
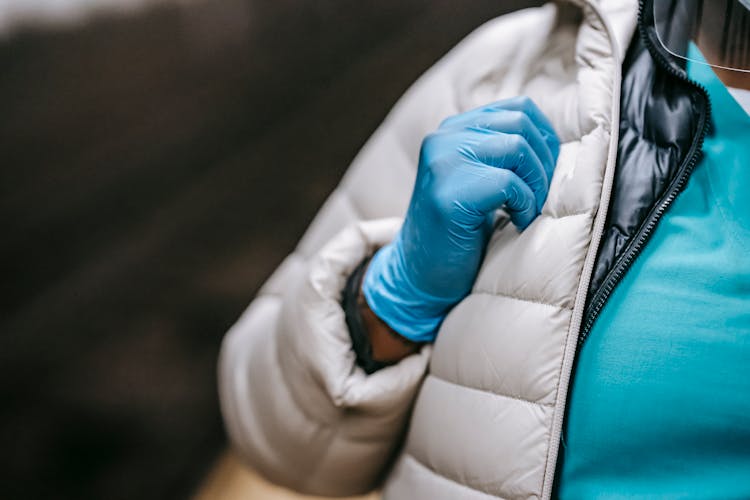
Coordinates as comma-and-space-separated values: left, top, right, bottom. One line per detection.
358, 284, 421, 363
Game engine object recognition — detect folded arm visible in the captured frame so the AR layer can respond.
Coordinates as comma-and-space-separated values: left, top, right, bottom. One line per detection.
218, 218, 430, 496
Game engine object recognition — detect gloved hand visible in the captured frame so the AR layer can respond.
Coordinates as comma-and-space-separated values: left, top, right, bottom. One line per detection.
363, 96, 560, 342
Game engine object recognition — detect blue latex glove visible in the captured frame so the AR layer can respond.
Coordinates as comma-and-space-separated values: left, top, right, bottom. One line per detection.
363, 96, 560, 342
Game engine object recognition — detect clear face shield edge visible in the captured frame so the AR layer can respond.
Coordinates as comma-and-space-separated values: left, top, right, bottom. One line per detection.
654, 0, 750, 73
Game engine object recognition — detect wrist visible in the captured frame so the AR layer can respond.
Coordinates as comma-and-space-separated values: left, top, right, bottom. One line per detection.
359, 290, 421, 363
343, 255, 420, 374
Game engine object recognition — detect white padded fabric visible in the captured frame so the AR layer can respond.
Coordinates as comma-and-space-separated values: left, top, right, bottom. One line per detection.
219, 1, 638, 498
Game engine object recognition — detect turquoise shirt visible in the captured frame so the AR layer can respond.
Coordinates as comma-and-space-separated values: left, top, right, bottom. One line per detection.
558, 46, 750, 498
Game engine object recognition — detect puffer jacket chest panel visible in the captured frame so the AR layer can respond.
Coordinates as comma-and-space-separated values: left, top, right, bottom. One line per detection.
383, 1, 638, 499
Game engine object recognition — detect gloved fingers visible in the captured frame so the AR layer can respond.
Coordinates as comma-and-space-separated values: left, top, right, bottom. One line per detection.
421, 128, 484, 160
467, 132, 549, 213
504, 96, 560, 161
442, 110, 556, 181
468, 167, 538, 230
440, 96, 560, 162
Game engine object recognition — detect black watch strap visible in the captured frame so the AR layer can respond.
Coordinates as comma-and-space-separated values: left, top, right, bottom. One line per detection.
342, 256, 388, 375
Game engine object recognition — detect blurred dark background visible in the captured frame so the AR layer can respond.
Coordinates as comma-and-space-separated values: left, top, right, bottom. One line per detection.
0, 0, 537, 498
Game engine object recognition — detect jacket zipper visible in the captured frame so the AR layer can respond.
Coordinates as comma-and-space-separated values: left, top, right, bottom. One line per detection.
542, 1, 629, 495
577, 0, 712, 349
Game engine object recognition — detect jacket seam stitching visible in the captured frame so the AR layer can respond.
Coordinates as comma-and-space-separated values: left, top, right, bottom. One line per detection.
429, 373, 554, 408
469, 291, 573, 311
402, 452, 510, 500
538, 210, 592, 220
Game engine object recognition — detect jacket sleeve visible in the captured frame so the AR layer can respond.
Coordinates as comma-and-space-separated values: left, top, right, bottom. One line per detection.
218, 218, 431, 496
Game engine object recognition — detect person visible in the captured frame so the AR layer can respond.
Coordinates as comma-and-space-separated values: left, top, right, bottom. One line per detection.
218, 0, 749, 497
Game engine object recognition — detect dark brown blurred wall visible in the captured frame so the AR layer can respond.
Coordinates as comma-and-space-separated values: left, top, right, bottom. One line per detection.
0, 1, 539, 498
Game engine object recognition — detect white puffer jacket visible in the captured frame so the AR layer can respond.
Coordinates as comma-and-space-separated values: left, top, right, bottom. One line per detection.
219, 1, 638, 498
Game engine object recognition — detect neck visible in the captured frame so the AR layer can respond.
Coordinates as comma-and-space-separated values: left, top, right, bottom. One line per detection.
697, 41, 750, 91
713, 67, 750, 90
